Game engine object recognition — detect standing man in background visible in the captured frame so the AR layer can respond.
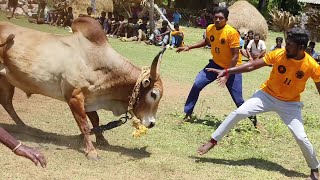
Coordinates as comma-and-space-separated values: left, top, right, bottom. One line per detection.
176, 7, 259, 128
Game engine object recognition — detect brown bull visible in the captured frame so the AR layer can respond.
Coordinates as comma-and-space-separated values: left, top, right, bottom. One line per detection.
0, 17, 164, 160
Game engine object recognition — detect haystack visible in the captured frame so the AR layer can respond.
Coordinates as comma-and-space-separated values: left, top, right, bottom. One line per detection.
70, 0, 113, 17
228, 1, 268, 40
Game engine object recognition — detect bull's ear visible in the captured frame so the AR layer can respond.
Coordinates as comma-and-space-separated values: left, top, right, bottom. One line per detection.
142, 78, 151, 87
150, 48, 166, 81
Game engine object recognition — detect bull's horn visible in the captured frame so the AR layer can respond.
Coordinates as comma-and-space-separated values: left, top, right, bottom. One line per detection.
150, 48, 166, 81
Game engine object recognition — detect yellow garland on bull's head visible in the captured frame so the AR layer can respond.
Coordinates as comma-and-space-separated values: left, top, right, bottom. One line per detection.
128, 66, 151, 137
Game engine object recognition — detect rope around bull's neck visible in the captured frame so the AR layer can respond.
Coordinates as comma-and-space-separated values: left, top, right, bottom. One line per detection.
128, 66, 150, 137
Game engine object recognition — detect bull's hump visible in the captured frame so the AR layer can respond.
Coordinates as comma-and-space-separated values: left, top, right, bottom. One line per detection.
71, 17, 107, 46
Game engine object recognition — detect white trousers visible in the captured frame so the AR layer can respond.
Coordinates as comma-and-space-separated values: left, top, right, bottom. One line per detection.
212, 90, 320, 169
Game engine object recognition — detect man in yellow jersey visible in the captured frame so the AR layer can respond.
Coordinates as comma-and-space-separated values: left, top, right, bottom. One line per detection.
176, 7, 258, 127
198, 27, 320, 179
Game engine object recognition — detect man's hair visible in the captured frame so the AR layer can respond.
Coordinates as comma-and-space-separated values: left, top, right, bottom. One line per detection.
212, 6, 229, 19
174, 23, 179, 29
276, 37, 283, 42
87, 7, 93, 12
254, 33, 260, 38
309, 41, 316, 46
247, 30, 254, 35
162, 20, 168, 26
287, 27, 309, 49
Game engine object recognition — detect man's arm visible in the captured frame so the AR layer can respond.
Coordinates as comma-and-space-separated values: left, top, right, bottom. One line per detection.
229, 47, 239, 68
176, 38, 208, 52
206, 58, 268, 78
0, 127, 47, 167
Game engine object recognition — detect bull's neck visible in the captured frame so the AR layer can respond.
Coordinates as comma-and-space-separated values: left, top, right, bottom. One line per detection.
111, 60, 141, 104
98, 51, 142, 102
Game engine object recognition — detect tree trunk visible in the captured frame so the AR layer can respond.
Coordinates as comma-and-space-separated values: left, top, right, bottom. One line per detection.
168, 0, 171, 8
149, 0, 155, 33
280, 0, 286, 10
257, 0, 267, 12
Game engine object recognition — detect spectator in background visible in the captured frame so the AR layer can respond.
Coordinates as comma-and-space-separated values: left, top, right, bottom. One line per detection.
120, 16, 140, 42
79, 7, 94, 18
169, 23, 184, 49
138, 17, 149, 42
306, 41, 317, 58
160, 6, 167, 17
52, 9, 66, 26
63, 7, 74, 28
104, 12, 113, 34
0, 126, 46, 167
172, 9, 182, 24
244, 30, 254, 50
115, 15, 126, 38
98, 11, 106, 28
87, 6, 93, 17
270, 37, 284, 51
146, 20, 171, 48
7, 0, 18, 19
245, 33, 266, 62
196, 13, 207, 28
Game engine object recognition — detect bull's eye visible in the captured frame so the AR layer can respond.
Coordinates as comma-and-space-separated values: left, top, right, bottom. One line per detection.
150, 91, 157, 100
146, 89, 160, 104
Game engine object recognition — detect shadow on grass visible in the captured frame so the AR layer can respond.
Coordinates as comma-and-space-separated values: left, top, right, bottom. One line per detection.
188, 118, 222, 129
0, 123, 151, 160
190, 156, 306, 178
184, 115, 256, 130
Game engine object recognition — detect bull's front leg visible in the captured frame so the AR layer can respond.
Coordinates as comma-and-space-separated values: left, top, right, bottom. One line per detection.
86, 111, 109, 145
68, 89, 99, 160
0, 76, 25, 126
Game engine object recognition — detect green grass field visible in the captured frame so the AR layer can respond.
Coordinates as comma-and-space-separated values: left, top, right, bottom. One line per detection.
1, 13, 320, 180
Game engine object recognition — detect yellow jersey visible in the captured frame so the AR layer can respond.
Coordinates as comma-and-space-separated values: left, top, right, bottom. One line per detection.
262, 49, 320, 102
206, 24, 241, 68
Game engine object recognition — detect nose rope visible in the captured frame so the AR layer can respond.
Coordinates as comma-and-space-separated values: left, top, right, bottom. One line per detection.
128, 66, 150, 137
90, 66, 150, 137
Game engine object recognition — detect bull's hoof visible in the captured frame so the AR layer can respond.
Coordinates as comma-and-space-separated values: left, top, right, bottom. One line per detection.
86, 150, 100, 161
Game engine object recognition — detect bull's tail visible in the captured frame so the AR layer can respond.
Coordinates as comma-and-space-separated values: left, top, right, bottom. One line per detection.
0, 34, 15, 47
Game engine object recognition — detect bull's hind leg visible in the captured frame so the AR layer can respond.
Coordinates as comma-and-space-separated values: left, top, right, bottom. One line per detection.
0, 76, 25, 126
86, 111, 109, 145
68, 89, 99, 160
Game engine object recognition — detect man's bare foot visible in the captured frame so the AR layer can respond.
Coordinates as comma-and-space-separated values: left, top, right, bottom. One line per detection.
197, 139, 217, 155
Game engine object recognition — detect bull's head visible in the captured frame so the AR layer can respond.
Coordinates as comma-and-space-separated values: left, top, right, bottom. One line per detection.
133, 49, 165, 128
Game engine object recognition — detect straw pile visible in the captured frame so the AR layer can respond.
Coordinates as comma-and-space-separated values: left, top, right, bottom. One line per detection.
70, 0, 113, 17
228, 0, 268, 40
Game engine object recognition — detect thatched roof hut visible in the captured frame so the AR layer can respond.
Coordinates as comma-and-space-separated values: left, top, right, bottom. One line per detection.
228, 1, 268, 40
298, 0, 320, 4
70, 0, 113, 17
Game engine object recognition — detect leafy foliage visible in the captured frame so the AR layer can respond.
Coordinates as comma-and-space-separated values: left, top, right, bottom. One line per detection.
305, 8, 320, 41
269, 9, 300, 39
